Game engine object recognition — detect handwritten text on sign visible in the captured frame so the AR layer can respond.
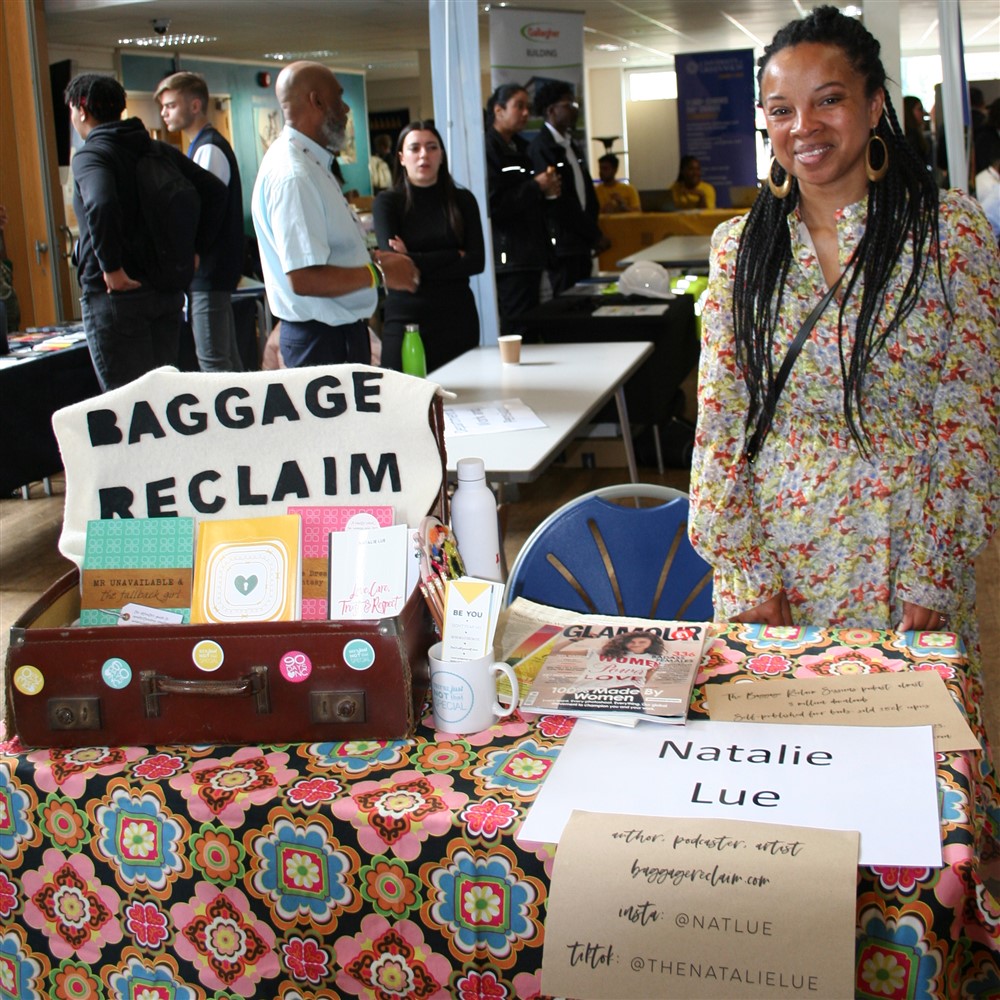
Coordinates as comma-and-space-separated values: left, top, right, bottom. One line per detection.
542, 812, 857, 999
705, 671, 978, 752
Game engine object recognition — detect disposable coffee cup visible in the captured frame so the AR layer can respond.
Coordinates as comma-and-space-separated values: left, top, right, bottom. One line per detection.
428, 642, 520, 734
498, 335, 522, 365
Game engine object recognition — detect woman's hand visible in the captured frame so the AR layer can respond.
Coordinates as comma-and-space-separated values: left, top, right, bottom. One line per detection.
388, 236, 409, 254
899, 601, 950, 633
732, 590, 793, 626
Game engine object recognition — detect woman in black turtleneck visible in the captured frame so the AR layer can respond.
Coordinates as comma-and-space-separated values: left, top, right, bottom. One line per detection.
373, 121, 485, 372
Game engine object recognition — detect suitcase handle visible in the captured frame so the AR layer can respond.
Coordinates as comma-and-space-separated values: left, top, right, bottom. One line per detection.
140, 665, 270, 717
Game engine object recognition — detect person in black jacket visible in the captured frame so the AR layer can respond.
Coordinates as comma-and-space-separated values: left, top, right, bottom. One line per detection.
527, 80, 608, 295
65, 74, 226, 390
373, 121, 485, 371
484, 83, 561, 337
156, 71, 245, 372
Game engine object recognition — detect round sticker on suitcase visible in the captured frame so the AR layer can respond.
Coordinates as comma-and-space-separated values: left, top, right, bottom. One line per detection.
192, 640, 224, 671
280, 650, 312, 682
343, 639, 375, 671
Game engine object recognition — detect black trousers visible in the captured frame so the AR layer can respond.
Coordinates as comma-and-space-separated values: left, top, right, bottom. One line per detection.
496, 270, 542, 339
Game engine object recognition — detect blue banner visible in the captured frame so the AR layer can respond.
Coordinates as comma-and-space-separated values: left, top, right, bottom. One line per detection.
675, 50, 758, 207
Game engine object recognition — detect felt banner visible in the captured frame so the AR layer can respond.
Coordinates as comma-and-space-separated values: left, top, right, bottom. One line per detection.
54, 365, 444, 568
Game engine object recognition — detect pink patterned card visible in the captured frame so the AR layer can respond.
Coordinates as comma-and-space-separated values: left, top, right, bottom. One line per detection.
288, 505, 394, 619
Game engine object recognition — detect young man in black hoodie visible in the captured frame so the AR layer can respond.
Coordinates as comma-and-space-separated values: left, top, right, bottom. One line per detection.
65, 74, 226, 390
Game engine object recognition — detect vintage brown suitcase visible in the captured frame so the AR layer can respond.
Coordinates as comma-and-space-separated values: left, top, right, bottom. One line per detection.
4, 385, 450, 748
6, 569, 435, 747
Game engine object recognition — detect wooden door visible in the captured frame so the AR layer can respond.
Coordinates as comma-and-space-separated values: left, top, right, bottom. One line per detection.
0, 0, 73, 326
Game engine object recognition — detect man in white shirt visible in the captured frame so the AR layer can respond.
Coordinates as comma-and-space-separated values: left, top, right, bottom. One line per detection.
156, 71, 246, 372
252, 62, 418, 367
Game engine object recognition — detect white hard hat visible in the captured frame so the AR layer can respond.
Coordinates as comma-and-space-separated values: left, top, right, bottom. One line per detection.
619, 261, 674, 299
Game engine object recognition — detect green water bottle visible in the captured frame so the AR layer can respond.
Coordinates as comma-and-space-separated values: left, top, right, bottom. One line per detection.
401, 324, 427, 377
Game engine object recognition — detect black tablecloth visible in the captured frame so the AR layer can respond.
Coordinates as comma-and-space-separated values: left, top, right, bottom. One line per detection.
520, 292, 697, 431
1, 341, 101, 495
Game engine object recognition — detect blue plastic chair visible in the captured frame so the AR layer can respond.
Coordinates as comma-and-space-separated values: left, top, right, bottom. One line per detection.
505, 484, 714, 620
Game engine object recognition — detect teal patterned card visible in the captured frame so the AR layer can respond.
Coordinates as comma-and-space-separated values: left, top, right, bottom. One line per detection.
80, 517, 195, 626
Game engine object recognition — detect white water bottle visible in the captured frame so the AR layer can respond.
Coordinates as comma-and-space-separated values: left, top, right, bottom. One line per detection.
450, 457, 503, 582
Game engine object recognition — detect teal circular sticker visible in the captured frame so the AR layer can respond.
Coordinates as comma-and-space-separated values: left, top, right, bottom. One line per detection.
343, 639, 375, 671
102, 657, 132, 689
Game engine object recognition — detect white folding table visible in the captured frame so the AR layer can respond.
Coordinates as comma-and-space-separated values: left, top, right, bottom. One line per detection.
428, 341, 654, 485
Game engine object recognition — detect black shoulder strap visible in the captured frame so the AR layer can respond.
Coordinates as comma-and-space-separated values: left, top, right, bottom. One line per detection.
745, 267, 847, 462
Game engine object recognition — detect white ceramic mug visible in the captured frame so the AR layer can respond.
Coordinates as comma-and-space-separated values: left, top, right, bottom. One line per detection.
428, 642, 520, 734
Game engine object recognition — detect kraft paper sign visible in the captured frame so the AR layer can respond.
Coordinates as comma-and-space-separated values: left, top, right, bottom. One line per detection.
705, 671, 978, 753
541, 813, 858, 999
518, 719, 941, 867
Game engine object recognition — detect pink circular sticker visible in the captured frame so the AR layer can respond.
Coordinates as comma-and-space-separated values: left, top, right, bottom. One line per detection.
280, 650, 313, 682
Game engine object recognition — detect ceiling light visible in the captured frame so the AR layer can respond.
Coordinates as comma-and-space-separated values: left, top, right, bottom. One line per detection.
264, 49, 339, 61
118, 33, 218, 47
843, 5, 863, 16
594, 42, 627, 51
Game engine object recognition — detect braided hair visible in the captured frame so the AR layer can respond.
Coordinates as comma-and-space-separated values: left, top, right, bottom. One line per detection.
392, 121, 465, 244
735, 5, 947, 456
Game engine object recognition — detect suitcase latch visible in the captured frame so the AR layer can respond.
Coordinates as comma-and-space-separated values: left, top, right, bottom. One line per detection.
48, 697, 102, 731
310, 690, 366, 725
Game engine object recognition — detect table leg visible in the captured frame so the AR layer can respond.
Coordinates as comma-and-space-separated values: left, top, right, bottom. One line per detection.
614, 385, 639, 483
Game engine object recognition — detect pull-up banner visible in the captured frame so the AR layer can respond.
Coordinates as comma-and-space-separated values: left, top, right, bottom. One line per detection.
489, 7, 585, 121
675, 49, 758, 207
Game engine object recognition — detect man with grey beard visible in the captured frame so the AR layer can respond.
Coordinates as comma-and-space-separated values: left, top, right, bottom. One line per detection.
252, 61, 418, 367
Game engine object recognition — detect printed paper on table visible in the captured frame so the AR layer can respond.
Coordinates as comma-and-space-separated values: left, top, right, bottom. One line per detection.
191, 514, 302, 623
442, 398, 546, 437
81, 516, 195, 626
288, 504, 394, 619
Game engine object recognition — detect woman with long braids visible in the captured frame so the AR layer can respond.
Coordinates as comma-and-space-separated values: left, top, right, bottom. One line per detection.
374, 121, 484, 371
689, 7, 998, 668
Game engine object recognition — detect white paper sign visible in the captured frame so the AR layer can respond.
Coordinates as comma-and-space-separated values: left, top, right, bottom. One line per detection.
518, 719, 941, 867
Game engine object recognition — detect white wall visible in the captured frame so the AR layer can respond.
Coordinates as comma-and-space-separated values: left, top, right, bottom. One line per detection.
625, 98, 680, 192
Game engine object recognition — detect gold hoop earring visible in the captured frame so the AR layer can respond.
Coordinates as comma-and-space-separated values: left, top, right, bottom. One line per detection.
767, 157, 792, 199
866, 134, 889, 183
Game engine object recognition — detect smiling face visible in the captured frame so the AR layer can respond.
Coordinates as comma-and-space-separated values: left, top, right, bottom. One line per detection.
760, 41, 883, 206
626, 635, 653, 654
398, 129, 443, 187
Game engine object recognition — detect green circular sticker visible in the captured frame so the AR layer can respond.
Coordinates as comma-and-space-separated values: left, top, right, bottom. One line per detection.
102, 657, 132, 689
343, 639, 375, 671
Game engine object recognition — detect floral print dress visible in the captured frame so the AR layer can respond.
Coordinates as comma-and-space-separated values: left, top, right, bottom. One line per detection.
689, 190, 1000, 671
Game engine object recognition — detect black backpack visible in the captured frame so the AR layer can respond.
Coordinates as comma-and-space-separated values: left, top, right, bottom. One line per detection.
134, 142, 201, 292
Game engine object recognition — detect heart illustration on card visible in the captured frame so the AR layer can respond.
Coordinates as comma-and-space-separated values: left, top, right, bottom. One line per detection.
235, 574, 259, 596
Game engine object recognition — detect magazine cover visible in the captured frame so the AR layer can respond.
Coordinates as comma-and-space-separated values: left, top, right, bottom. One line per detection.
516, 620, 708, 725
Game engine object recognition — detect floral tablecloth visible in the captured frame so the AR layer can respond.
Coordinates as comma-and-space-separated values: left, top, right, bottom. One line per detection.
2, 624, 999, 999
